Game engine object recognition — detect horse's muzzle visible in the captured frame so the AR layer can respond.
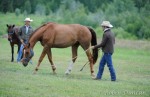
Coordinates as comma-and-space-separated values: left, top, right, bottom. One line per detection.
22, 49, 34, 67
22, 58, 29, 67
23, 62, 28, 67
8, 38, 11, 41
8, 38, 13, 42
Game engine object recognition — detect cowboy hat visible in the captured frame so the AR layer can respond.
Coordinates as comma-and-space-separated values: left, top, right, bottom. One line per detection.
101, 21, 113, 28
24, 18, 33, 22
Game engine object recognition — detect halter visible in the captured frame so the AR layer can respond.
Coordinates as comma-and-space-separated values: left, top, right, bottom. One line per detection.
23, 49, 34, 63
8, 30, 14, 35
8, 31, 15, 42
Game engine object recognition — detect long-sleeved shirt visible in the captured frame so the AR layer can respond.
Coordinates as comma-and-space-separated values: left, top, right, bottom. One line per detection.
94, 28, 115, 54
18, 25, 33, 42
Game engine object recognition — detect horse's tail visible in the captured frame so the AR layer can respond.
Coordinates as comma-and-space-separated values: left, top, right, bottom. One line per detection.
87, 27, 98, 64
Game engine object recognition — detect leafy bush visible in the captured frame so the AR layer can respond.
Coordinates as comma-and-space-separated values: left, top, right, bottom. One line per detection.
113, 27, 137, 39
35, 4, 45, 16
15, 8, 20, 17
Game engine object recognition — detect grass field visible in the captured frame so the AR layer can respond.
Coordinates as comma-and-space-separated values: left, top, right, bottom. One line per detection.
0, 37, 150, 97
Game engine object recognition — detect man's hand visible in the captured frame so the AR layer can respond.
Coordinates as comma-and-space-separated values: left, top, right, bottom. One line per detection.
20, 39, 25, 45
20, 39, 24, 43
85, 46, 95, 52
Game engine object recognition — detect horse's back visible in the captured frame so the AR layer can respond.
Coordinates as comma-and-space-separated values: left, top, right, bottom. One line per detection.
53, 23, 90, 36
53, 23, 91, 39
46, 23, 91, 48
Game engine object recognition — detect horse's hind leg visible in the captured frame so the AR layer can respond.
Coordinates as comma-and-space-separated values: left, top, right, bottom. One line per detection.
65, 44, 79, 75
85, 50, 95, 78
33, 46, 48, 74
80, 43, 95, 78
46, 48, 56, 74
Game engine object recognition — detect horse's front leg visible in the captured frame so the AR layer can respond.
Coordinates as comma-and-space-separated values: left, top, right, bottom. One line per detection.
11, 44, 14, 62
46, 48, 56, 74
33, 46, 47, 74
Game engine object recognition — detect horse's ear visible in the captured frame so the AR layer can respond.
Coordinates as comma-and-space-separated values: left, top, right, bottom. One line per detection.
28, 43, 30, 48
6, 24, 9, 27
12, 25, 15, 28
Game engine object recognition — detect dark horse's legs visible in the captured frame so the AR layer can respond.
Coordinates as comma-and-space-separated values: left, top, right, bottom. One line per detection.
11, 44, 14, 62
65, 43, 79, 74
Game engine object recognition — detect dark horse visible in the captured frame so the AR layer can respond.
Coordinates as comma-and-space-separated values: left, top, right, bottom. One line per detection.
22, 22, 98, 77
7, 24, 21, 62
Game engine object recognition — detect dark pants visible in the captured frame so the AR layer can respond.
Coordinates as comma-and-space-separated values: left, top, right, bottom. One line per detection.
96, 53, 116, 81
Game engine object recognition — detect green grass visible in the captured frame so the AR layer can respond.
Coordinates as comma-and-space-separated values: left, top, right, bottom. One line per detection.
0, 13, 47, 36
0, 38, 150, 97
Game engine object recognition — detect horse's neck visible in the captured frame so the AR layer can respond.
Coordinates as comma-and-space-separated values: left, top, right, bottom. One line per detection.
13, 33, 18, 39
13, 27, 20, 39
29, 32, 41, 49
29, 38, 38, 49
29, 24, 49, 48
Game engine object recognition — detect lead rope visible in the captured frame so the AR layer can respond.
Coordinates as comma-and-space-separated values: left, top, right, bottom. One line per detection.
68, 46, 96, 71
71, 46, 92, 60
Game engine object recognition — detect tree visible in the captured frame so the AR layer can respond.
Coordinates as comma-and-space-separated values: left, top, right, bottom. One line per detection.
24, 0, 31, 14
0, 0, 10, 13
35, 4, 45, 15
45, 3, 50, 16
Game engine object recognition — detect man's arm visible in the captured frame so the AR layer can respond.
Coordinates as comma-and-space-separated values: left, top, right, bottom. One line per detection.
93, 33, 108, 49
18, 27, 24, 44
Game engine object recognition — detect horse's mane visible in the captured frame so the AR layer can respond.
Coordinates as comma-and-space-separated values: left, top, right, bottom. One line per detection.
29, 22, 52, 39
29, 22, 56, 40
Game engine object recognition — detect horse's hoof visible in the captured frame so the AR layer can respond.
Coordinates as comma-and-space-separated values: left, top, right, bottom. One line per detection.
65, 70, 71, 75
33, 71, 37, 74
66, 73, 69, 75
91, 73, 95, 79
53, 72, 57, 75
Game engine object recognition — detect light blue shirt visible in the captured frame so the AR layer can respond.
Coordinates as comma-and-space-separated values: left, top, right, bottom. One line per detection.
25, 25, 29, 34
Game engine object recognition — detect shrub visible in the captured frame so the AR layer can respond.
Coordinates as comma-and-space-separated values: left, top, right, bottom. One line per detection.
15, 8, 20, 17
113, 27, 137, 39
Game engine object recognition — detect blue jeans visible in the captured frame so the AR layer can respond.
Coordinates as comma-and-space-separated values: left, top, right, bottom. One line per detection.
96, 53, 116, 81
17, 44, 24, 62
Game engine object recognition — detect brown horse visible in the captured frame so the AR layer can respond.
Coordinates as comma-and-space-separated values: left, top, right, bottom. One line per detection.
22, 22, 98, 77
6, 24, 21, 62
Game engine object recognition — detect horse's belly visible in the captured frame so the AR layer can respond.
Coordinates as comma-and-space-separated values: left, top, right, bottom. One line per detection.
52, 42, 74, 48
52, 38, 77, 48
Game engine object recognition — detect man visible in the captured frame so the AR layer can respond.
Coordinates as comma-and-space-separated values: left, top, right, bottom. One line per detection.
91, 21, 116, 81
17, 18, 33, 62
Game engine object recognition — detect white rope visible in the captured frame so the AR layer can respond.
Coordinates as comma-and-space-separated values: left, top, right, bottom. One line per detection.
70, 46, 92, 61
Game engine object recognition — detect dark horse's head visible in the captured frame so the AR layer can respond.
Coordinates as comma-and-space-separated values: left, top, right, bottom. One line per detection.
21, 43, 34, 67
6, 24, 15, 42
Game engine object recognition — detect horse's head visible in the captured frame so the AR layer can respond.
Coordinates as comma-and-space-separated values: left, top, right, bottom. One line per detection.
21, 43, 34, 67
6, 24, 15, 42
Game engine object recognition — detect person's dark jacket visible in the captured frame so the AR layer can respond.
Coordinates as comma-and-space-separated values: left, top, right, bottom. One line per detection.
94, 28, 115, 54
18, 25, 33, 42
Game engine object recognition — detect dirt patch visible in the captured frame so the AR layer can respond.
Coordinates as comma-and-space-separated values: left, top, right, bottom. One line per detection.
115, 39, 150, 50
97, 38, 150, 50
1, 34, 8, 38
